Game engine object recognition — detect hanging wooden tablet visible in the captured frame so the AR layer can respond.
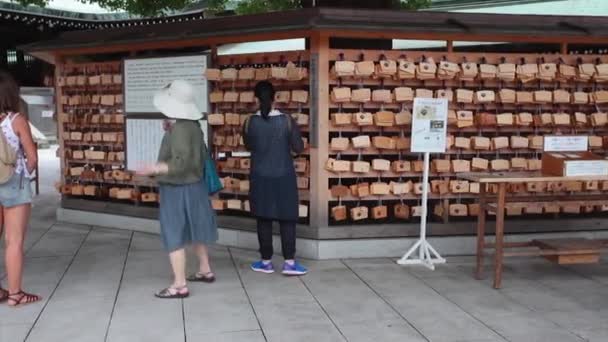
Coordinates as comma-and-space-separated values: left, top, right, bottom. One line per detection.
357, 183, 371, 197
352, 112, 374, 126
372, 159, 391, 171
394, 204, 410, 219
390, 181, 412, 195
332, 206, 348, 221
351, 206, 369, 221
352, 135, 371, 149
371, 205, 388, 219
452, 159, 471, 173
394, 87, 414, 102
352, 88, 371, 103
352, 161, 371, 173
395, 111, 412, 126
332, 113, 353, 126
449, 204, 468, 217
391, 160, 411, 173
397, 59, 416, 79
491, 159, 510, 171
374, 111, 395, 127
331, 185, 350, 198
370, 182, 390, 195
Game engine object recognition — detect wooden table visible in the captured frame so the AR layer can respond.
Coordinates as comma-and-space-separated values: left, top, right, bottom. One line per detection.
460, 172, 608, 289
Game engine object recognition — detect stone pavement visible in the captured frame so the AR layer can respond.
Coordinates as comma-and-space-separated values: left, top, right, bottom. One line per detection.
2, 147, 608, 342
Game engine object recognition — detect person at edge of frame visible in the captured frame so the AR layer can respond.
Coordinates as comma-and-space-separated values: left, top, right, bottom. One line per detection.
0, 70, 41, 307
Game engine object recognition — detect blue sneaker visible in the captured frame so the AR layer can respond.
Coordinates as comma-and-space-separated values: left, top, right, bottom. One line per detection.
282, 261, 308, 276
251, 261, 275, 274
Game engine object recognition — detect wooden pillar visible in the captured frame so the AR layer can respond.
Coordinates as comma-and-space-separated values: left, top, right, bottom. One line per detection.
561, 42, 568, 55
16, 50, 25, 81
0, 49, 7, 70
308, 31, 330, 230
446, 40, 454, 53
54, 54, 66, 180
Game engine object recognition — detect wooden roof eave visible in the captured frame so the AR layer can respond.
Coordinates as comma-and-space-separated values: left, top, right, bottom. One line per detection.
319, 28, 608, 45
21, 8, 608, 62
29, 51, 56, 64
28, 26, 608, 64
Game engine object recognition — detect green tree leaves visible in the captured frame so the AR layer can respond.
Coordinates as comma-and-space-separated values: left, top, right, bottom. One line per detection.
14, 0, 431, 17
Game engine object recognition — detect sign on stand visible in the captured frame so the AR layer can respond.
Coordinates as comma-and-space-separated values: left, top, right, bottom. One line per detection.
397, 98, 448, 270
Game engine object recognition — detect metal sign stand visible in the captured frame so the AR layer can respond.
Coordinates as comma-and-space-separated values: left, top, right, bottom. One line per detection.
397, 151, 446, 270
397, 97, 447, 270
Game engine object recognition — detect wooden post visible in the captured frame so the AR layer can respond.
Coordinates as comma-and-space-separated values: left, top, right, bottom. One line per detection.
447, 40, 454, 53
476, 184, 486, 279
54, 55, 66, 182
494, 183, 507, 289
561, 42, 568, 55
308, 31, 330, 231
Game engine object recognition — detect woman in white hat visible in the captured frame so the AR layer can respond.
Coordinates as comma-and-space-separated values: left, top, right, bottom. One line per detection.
137, 80, 218, 299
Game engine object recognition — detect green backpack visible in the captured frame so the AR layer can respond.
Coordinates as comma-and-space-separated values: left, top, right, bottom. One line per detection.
0, 116, 17, 184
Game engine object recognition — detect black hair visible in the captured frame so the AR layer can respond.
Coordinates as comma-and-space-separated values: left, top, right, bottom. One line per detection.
254, 81, 275, 120
0, 70, 20, 114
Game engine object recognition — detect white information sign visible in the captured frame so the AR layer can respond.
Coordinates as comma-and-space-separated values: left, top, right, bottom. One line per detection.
411, 98, 448, 153
544, 135, 588, 152
125, 119, 209, 171
565, 160, 608, 177
124, 55, 208, 114
41, 110, 54, 118
126, 119, 165, 171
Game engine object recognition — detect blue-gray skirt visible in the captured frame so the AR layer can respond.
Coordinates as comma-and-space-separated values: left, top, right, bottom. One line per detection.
159, 178, 218, 252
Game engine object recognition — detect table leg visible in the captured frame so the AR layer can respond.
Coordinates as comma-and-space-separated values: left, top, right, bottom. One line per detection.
494, 183, 506, 289
476, 184, 486, 280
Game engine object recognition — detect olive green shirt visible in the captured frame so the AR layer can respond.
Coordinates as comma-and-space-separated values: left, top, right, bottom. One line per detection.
157, 120, 206, 185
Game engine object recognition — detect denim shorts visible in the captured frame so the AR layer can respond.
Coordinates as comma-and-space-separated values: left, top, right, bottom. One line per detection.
0, 172, 32, 208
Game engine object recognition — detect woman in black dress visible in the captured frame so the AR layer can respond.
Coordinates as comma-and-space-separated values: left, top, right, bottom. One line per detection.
243, 81, 307, 275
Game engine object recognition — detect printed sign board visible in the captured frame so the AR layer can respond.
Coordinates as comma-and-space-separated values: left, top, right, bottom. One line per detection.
411, 98, 448, 153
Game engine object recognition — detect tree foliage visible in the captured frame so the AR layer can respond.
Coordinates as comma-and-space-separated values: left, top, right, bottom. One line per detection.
397, 0, 432, 10
15, 0, 431, 17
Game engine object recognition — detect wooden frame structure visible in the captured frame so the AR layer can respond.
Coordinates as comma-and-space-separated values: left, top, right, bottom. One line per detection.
461, 172, 608, 289
21, 8, 608, 241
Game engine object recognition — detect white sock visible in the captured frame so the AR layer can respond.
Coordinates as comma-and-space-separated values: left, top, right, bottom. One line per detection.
285, 260, 295, 265
262, 260, 272, 265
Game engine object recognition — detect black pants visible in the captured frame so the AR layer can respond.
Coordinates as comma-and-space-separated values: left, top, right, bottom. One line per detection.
256, 219, 296, 260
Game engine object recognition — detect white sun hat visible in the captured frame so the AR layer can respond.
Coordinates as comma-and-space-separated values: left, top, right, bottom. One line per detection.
153, 80, 203, 120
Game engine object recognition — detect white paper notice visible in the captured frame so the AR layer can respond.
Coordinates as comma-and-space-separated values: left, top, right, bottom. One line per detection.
544, 135, 588, 152
565, 160, 608, 176
41, 110, 54, 118
126, 119, 165, 171
125, 119, 209, 171
411, 98, 448, 153
124, 55, 208, 114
